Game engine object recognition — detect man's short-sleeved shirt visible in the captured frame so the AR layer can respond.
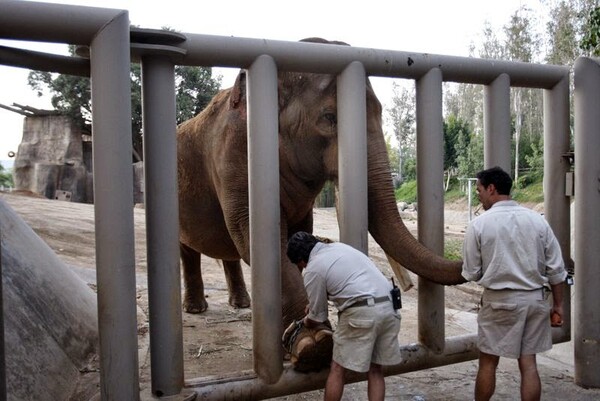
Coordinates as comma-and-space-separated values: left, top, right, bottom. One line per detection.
461, 200, 567, 289
303, 242, 391, 323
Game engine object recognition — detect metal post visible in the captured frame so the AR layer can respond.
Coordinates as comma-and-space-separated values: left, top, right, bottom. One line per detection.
0, 224, 5, 401
484, 74, 511, 172
90, 11, 140, 400
141, 56, 184, 397
416, 68, 445, 353
573, 57, 600, 388
247, 54, 283, 384
337, 61, 368, 253
543, 76, 572, 343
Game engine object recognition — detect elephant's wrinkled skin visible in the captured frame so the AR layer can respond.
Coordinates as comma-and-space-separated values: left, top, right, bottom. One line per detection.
177, 38, 465, 330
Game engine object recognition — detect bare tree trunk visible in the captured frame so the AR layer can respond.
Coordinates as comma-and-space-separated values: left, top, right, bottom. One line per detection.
514, 88, 522, 186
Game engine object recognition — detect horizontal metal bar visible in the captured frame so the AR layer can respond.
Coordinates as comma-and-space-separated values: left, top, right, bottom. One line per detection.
185, 335, 479, 400
180, 34, 569, 88
0, 1, 126, 45
0, 45, 90, 76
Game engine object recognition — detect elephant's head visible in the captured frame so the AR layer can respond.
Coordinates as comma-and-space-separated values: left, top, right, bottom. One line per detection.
232, 37, 465, 285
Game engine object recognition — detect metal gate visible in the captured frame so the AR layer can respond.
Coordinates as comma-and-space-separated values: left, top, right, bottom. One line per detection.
1, 1, 598, 399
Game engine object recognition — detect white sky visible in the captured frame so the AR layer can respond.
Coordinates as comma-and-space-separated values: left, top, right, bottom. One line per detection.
0, 0, 545, 161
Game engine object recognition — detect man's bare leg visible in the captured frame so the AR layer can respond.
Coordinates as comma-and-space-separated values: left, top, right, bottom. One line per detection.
518, 354, 541, 401
367, 363, 385, 401
475, 351, 500, 401
324, 360, 345, 401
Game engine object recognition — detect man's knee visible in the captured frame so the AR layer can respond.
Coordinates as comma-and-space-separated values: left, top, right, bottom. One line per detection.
479, 351, 500, 370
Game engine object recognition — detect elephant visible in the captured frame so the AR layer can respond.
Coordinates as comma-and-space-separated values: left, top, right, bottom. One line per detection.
177, 37, 466, 366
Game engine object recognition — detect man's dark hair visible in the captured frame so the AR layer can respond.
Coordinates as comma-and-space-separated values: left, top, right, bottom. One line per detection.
286, 231, 321, 264
476, 166, 513, 195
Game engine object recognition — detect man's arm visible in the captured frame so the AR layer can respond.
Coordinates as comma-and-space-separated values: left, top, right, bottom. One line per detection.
303, 269, 329, 325
550, 281, 564, 327
462, 224, 483, 282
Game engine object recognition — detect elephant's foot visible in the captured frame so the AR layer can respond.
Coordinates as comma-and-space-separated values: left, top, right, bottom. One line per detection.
228, 290, 251, 309
183, 294, 208, 314
290, 327, 333, 373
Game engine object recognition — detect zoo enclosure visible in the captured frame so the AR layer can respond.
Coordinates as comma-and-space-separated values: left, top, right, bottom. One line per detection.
1, 1, 599, 400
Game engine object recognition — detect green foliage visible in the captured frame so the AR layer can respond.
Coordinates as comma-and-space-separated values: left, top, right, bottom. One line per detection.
402, 158, 417, 182
0, 163, 14, 188
384, 133, 400, 176
394, 180, 417, 203
27, 43, 221, 161
524, 137, 544, 180
456, 129, 484, 179
175, 65, 221, 123
28, 64, 91, 134
512, 179, 544, 203
581, 7, 600, 55
444, 115, 472, 173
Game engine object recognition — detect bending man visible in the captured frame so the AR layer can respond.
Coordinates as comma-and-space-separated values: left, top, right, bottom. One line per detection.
286, 232, 401, 401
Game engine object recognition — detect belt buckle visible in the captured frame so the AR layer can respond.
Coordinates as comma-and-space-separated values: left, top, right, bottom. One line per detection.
367, 298, 375, 306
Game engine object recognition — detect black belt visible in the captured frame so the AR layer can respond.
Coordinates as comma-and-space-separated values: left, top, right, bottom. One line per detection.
347, 296, 390, 309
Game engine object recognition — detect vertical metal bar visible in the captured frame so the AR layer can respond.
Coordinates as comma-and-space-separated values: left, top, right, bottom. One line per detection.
416, 68, 445, 353
543, 76, 572, 342
90, 12, 140, 401
573, 57, 600, 388
0, 224, 5, 401
141, 56, 184, 397
484, 74, 511, 171
337, 61, 368, 253
247, 54, 283, 384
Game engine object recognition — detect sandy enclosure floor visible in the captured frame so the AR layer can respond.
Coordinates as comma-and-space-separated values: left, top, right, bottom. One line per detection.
2, 191, 598, 400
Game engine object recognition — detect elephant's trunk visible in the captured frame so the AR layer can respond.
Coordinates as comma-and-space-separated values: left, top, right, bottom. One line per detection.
366, 131, 466, 285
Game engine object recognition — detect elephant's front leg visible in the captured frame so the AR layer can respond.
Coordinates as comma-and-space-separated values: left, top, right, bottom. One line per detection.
180, 242, 208, 313
222, 259, 251, 308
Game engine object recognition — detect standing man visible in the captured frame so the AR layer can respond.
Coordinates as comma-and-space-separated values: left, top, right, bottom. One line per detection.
286, 231, 401, 401
462, 166, 567, 401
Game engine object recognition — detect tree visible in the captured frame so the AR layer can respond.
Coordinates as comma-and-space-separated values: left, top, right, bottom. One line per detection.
443, 115, 474, 188
28, 45, 221, 161
581, 5, 600, 55
387, 81, 416, 184
546, 0, 580, 64
0, 163, 13, 188
504, 6, 539, 186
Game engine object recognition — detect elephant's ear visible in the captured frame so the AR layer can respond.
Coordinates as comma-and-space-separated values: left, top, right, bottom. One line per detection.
229, 70, 247, 111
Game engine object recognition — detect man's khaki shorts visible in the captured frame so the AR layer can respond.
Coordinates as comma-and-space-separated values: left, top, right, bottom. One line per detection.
333, 301, 401, 372
478, 288, 552, 359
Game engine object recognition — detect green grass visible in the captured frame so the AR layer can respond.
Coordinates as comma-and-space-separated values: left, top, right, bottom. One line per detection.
512, 180, 544, 203
395, 176, 545, 206
394, 180, 417, 203
444, 238, 463, 261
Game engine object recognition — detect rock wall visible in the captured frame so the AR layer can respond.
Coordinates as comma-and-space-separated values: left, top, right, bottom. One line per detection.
13, 115, 93, 203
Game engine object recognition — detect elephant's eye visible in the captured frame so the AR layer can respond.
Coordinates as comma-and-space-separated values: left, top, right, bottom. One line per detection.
323, 113, 337, 126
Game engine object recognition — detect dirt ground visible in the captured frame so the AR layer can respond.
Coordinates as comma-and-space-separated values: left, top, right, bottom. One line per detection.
2, 191, 599, 400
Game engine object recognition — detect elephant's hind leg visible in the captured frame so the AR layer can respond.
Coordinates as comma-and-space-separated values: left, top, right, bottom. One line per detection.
222, 260, 251, 308
180, 242, 208, 313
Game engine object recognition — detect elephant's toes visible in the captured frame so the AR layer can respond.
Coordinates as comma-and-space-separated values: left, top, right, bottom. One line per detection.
229, 292, 251, 309
292, 329, 333, 373
183, 297, 208, 314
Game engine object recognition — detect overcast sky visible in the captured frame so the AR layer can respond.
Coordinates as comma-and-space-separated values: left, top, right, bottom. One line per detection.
0, 0, 545, 161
